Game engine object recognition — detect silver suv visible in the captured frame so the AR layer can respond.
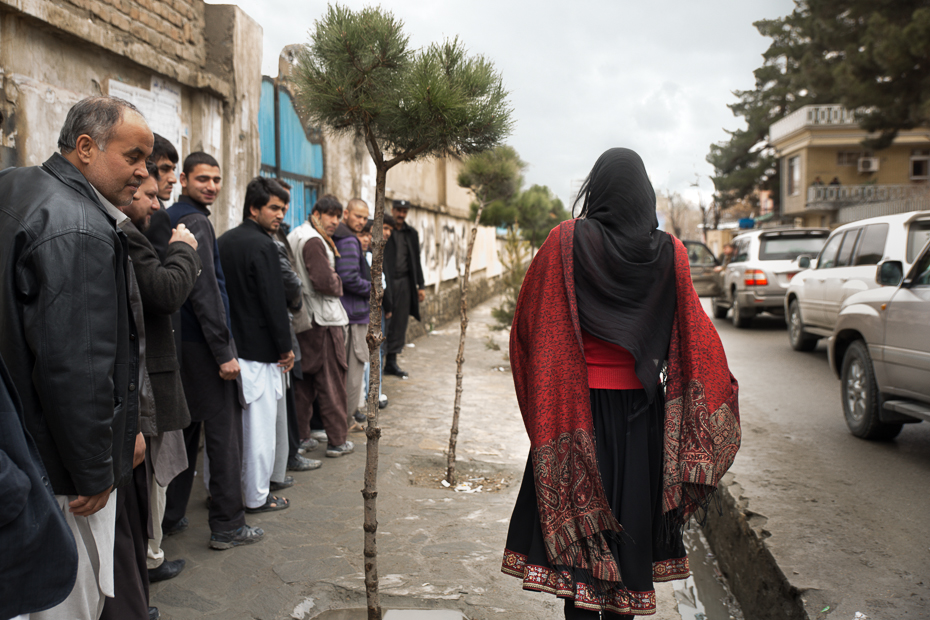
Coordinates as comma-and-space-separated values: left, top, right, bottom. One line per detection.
711, 228, 829, 328
785, 211, 930, 351
827, 240, 930, 440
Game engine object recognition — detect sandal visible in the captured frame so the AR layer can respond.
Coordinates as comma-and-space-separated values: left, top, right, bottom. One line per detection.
348, 421, 365, 433
245, 495, 289, 513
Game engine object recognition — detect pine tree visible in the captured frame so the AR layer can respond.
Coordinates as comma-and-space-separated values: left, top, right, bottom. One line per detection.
293, 6, 512, 617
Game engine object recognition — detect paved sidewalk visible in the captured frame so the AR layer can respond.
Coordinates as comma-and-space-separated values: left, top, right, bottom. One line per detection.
151, 296, 683, 619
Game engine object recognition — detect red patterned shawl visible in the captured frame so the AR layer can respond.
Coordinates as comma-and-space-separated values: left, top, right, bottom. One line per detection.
509, 219, 740, 586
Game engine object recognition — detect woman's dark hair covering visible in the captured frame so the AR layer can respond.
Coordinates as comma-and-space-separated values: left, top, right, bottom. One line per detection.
572, 148, 676, 403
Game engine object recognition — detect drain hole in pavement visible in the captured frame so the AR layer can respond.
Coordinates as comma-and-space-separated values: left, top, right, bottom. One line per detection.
405, 454, 515, 493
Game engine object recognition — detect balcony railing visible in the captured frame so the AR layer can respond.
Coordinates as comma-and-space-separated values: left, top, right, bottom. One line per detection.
770, 105, 859, 143
806, 184, 926, 208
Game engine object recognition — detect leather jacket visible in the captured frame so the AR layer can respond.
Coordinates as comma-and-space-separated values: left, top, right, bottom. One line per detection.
0, 154, 139, 496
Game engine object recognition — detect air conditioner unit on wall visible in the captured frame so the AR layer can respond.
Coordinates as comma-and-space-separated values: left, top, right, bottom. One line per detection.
858, 157, 880, 173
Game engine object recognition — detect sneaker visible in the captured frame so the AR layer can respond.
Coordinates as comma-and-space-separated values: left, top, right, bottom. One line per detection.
378, 394, 389, 409
287, 454, 322, 471
353, 409, 367, 423
326, 441, 355, 458
209, 524, 264, 550
299, 437, 319, 451
310, 429, 328, 442
163, 516, 189, 537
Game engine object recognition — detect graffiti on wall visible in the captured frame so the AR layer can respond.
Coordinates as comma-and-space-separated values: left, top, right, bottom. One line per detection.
403, 209, 503, 288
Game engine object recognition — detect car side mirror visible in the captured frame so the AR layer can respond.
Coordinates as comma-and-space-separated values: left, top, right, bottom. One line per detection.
877, 260, 903, 286
798, 255, 811, 269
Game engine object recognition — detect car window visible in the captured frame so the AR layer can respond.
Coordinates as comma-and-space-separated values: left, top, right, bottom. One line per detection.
907, 220, 930, 263
758, 234, 827, 261
836, 228, 861, 267
817, 232, 845, 269
854, 223, 889, 265
733, 240, 749, 262
685, 242, 716, 266
911, 244, 930, 287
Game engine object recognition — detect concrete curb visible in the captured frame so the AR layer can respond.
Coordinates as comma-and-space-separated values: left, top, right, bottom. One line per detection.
702, 472, 820, 620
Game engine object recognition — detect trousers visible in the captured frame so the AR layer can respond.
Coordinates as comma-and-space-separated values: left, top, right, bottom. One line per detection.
100, 466, 149, 620
29, 491, 117, 620
238, 360, 284, 508
294, 324, 348, 447
387, 277, 411, 355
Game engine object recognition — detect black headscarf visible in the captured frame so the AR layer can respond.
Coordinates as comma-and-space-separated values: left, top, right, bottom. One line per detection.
573, 148, 676, 403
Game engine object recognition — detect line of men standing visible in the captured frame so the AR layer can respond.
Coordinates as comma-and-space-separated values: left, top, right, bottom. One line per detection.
0, 95, 428, 620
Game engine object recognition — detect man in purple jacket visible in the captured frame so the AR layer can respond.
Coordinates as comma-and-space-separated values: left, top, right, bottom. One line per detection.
332, 198, 372, 431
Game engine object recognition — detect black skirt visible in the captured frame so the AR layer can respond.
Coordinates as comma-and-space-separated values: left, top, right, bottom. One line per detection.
501, 389, 688, 616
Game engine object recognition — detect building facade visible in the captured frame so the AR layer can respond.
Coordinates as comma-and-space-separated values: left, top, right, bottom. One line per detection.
0, 0, 262, 232
769, 104, 930, 227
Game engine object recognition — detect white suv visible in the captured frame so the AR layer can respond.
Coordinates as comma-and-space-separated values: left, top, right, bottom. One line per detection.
785, 211, 930, 351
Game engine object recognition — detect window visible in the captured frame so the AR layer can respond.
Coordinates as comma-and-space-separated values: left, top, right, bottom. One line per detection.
733, 240, 750, 263
912, 247, 930, 287
817, 232, 845, 269
758, 234, 828, 261
835, 229, 861, 267
853, 224, 889, 265
907, 220, 930, 263
787, 156, 800, 196
685, 242, 716, 266
910, 149, 930, 181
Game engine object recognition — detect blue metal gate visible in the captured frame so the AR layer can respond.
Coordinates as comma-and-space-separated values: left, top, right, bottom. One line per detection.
258, 77, 325, 230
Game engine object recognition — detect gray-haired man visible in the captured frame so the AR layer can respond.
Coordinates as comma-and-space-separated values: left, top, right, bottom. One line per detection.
0, 96, 152, 619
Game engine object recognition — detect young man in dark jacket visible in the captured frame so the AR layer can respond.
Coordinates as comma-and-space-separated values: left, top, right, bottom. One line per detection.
218, 177, 295, 513
0, 96, 150, 619
333, 198, 372, 430
163, 152, 263, 550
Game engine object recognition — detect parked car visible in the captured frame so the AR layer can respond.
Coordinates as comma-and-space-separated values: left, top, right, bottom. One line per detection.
827, 239, 930, 440
710, 228, 829, 328
785, 211, 930, 351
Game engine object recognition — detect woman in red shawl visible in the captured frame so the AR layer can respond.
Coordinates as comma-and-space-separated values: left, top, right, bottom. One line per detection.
501, 148, 740, 618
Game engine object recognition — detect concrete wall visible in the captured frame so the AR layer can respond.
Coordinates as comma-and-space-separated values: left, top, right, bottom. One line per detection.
0, 0, 262, 234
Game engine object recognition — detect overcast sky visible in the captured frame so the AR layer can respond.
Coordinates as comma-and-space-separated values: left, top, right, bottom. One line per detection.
214, 0, 795, 207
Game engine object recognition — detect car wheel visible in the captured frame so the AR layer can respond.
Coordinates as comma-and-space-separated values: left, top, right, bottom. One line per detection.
787, 299, 818, 352
731, 294, 751, 328
711, 297, 728, 319
841, 340, 903, 441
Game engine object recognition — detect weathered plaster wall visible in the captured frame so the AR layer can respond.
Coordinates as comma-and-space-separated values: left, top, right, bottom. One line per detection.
0, 0, 261, 234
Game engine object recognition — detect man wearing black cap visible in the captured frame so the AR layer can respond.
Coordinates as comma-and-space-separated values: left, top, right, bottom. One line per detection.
383, 200, 425, 378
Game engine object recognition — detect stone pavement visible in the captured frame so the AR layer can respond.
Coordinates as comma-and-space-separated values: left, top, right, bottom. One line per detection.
151, 296, 684, 620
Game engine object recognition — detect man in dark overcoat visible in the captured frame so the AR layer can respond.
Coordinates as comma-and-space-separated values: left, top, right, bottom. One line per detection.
119, 162, 201, 586
383, 199, 426, 377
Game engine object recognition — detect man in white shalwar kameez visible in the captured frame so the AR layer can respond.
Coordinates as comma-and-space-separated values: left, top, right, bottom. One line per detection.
217, 177, 295, 513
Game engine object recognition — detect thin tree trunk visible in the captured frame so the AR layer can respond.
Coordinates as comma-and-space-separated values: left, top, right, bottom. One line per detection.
445, 201, 486, 485
363, 163, 388, 620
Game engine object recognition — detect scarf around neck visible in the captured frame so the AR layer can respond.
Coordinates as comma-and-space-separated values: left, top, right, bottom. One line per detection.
509, 219, 740, 592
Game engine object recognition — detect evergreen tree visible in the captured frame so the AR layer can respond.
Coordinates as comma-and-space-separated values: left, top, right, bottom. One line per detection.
293, 6, 512, 617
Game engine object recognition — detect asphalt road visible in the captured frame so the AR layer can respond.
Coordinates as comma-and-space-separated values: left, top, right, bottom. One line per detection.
707, 301, 930, 619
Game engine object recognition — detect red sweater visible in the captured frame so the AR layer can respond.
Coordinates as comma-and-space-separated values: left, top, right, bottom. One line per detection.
581, 331, 643, 390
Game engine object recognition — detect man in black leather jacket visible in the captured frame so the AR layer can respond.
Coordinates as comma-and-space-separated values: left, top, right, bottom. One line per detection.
0, 96, 151, 619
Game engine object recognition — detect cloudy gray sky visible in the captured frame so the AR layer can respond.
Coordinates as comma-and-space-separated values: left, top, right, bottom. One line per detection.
216, 0, 795, 207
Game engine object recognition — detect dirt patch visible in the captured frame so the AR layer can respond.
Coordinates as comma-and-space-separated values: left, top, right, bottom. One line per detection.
405, 454, 515, 494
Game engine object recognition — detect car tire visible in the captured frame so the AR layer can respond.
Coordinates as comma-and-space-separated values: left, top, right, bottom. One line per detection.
787, 299, 818, 352
731, 294, 752, 328
841, 340, 903, 441
711, 297, 728, 319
